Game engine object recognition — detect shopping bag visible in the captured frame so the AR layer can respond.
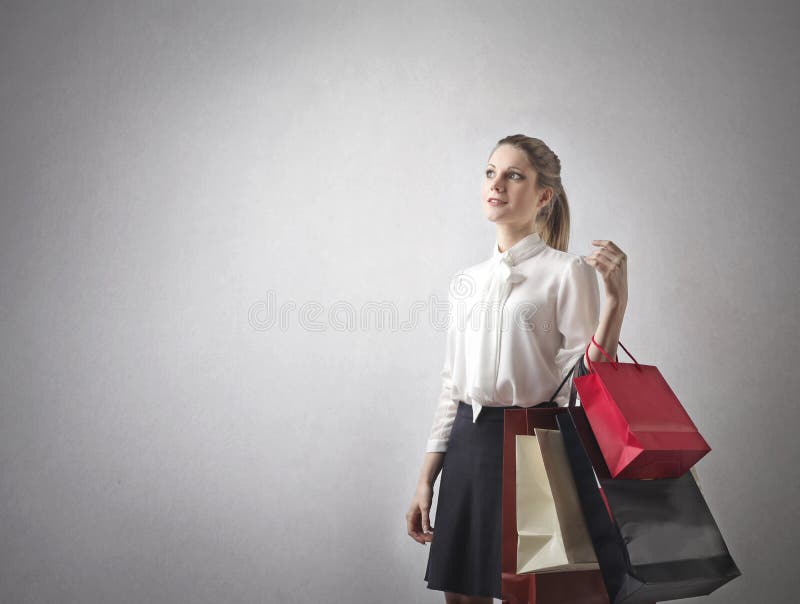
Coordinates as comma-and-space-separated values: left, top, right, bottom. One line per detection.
515, 428, 598, 573
501, 571, 609, 604
573, 336, 710, 478
500, 361, 610, 604
502, 406, 561, 575
556, 404, 742, 604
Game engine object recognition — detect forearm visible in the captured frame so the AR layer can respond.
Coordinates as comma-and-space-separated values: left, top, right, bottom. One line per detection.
417, 452, 445, 488
587, 297, 628, 365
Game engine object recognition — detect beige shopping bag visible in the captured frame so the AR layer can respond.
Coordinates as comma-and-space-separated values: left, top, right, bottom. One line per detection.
515, 428, 600, 574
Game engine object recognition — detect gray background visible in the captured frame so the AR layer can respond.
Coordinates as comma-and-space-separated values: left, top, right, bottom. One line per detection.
1, 1, 798, 602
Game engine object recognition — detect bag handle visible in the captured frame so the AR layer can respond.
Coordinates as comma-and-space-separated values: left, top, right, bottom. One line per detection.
540, 336, 642, 408
538, 356, 583, 408
584, 335, 642, 373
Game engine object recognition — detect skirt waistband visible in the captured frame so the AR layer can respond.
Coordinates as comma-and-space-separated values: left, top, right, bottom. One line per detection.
455, 400, 533, 418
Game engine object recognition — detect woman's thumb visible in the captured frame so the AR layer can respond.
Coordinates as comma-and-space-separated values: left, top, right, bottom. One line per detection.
422, 510, 432, 532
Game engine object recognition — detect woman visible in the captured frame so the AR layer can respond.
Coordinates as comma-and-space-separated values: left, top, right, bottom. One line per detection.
405, 134, 629, 603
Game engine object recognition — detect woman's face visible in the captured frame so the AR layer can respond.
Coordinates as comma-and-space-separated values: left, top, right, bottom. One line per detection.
482, 144, 551, 227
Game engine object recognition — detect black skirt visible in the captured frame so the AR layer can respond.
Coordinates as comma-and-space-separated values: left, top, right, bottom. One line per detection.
424, 400, 516, 599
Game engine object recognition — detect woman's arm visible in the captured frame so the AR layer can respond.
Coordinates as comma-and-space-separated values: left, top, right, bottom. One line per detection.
584, 238, 628, 364
417, 452, 445, 487
407, 452, 445, 544
587, 298, 627, 365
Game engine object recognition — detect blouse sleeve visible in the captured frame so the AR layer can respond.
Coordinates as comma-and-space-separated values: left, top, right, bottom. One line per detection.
554, 255, 601, 383
425, 278, 458, 454
425, 361, 457, 453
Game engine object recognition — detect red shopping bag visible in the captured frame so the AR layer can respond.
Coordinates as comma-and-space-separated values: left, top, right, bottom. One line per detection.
573, 336, 711, 479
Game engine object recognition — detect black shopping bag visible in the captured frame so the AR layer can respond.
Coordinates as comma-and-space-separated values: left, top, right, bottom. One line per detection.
555, 406, 741, 603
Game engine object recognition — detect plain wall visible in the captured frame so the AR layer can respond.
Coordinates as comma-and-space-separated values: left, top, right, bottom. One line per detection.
1, 1, 798, 602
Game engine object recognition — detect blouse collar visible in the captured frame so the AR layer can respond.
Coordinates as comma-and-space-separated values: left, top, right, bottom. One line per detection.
490, 231, 546, 265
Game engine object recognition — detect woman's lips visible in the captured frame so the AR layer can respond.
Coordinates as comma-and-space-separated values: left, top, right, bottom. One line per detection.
487, 198, 508, 206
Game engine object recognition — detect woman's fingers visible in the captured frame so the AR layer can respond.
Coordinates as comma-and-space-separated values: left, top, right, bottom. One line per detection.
407, 507, 422, 539
591, 247, 618, 265
422, 507, 433, 538
406, 505, 430, 544
587, 240, 627, 279
591, 239, 625, 258
586, 254, 612, 276
406, 502, 434, 544
591, 240, 626, 259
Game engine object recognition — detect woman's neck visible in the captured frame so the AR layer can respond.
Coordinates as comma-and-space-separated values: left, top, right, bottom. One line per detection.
495, 225, 538, 253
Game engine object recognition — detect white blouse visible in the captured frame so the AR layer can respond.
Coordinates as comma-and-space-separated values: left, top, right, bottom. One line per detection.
425, 231, 601, 453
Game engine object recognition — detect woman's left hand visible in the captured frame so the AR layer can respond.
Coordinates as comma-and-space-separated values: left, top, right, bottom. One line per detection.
585, 239, 628, 306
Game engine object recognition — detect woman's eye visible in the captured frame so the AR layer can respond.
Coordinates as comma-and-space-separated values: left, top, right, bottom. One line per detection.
485, 169, 521, 180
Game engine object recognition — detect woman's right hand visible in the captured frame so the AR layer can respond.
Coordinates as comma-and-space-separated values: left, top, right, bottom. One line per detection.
406, 482, 434, 544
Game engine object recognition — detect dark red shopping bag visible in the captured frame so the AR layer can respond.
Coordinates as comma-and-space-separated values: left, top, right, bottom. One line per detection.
501, 570, 609, 604
573, 336, 711, 479
500, 367, 610, 604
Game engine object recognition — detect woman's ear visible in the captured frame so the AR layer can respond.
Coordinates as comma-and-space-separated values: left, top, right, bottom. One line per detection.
536, 187, 554, 211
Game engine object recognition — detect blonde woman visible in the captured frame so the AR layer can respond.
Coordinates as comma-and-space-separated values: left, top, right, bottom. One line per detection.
406, 135, 629, 603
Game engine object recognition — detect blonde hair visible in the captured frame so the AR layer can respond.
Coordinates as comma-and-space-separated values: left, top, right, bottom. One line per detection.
490, 134, 571, 252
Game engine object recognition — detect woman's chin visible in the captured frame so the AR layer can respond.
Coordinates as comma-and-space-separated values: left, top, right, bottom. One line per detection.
484, 210, 512, 223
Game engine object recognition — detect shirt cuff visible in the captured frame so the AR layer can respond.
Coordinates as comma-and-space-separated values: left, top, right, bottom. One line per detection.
425, 439, 448, 453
